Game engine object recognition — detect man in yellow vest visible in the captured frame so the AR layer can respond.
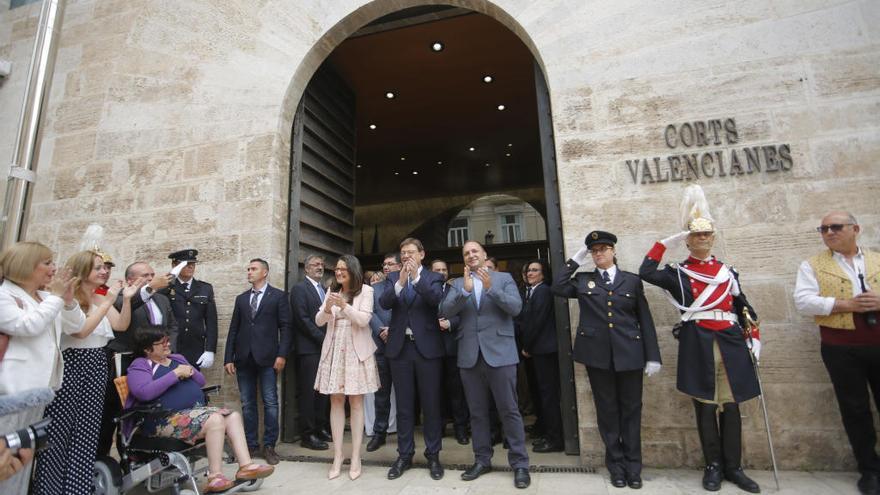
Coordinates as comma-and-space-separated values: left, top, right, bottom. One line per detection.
794, 210, 880, 495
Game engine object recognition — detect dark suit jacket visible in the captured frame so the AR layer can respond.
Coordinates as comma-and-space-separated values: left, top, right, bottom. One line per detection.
379, 268, 444, 360
224, 284, 293, 367
110, 292, 177, 354
160, 279, 218, 363
519, 282, 557, 355
439, 282, 461, 357
291, 278, 326, 355
369, 279, 393, 354
553, 260, 660, 371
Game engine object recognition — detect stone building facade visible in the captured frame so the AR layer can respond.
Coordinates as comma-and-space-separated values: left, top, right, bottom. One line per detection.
1, 0, 878, 470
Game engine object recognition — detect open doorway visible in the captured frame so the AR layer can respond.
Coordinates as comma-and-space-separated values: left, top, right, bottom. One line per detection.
284, 5, 578, 460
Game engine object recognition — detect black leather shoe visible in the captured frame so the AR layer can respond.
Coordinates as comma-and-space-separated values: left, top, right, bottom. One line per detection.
300, 434, 329, 451
531, 436, 546, 446
514, 468, 531, 489
533, 439, 564, 453
461, 463, 491, 481
455, 432, 470, 445
725, 467, 760, 493
426, 455, 444, 480
610, 472, 627, 488
366, 434, 386, 452
316, 429, 332, 442
702, 462, 723, 491
858, 472, 880, 495
627, 473, 643, 489
387, 457, 412, 480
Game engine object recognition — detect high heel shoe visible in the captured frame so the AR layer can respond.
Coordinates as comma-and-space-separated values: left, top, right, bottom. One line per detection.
328, 458, 343, 480
349, 459, 362, 480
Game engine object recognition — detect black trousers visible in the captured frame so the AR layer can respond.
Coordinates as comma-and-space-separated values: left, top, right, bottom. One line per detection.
821, 344, 880, 474
443, 355, 469, 433
586, 366, 644, 476
97, 350, 135, 457
532, 353, 563, 446
389, 339, 443, 458
373, 353, 393, 435
524, 356, 544, 433
296, 353, 329, 436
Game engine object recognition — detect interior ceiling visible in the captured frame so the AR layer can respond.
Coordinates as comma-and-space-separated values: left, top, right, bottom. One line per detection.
325, 10, 542, 206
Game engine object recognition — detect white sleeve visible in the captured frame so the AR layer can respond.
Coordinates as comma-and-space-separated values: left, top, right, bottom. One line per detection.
59, 303, 87, 335
793, 260, 835, 316
139, 285, 153, 301
0, 292, 64, 337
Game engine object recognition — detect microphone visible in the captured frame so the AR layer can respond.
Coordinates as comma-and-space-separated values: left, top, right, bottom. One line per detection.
858, 273, 877, 326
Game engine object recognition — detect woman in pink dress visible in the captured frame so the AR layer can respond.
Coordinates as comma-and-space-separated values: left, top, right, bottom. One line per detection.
315, 254, 379, 480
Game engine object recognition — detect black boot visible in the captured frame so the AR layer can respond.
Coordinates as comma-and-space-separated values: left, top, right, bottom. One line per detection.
693, 400, 723, 491
720, 403, 761, 493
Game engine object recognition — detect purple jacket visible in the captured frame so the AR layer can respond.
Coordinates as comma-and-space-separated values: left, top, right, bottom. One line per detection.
123, 354, 206, 436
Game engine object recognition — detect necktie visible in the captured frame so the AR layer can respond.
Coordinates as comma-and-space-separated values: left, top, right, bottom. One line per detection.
146, 300, 157, 325
316, 283, 325, 302
403, 279, 415, 304
602, 271, 611, 284
250, 290, 261, 317
526, 287, 532, 300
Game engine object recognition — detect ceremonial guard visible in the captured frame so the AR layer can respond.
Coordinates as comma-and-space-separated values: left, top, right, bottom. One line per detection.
639, 185, 762, 493
162, 249, 218, 369
552, 231, 661, 489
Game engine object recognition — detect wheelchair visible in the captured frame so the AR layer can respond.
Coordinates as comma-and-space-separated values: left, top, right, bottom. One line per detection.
93, 379, 264, 495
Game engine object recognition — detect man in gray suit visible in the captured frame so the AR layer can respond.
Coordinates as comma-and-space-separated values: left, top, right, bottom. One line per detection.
439, 241, 530, 489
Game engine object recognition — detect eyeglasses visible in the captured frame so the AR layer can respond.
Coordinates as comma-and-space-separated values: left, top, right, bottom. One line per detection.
153, 337, 170, 347
816, 223, 854, 234
590, 245, 612, 254
526, 268, 541, 273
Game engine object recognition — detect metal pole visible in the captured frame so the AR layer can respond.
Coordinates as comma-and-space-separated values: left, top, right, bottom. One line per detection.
0, 0, 66, 250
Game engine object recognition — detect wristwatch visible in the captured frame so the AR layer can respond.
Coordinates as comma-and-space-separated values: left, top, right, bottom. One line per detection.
145, 286, 154, 295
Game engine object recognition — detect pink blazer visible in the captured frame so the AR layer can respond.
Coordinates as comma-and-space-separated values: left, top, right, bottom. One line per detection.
315, 284, 377, 362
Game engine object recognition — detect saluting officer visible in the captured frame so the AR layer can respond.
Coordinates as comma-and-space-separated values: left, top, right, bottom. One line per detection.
552, 230, 661, 489
163, 249, 218, 369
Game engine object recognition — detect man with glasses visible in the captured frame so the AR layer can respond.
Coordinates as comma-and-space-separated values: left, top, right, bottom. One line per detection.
366, 253, 402, 451
794, 211, 880, 495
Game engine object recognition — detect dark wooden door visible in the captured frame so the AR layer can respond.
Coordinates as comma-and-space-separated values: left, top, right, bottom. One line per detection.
283, 65, 356, 441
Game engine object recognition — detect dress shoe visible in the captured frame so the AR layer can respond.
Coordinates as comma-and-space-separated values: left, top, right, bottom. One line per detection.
702, 462, 723, 491
725, 467, 760, 493
455, 431, 470, 445
514, 468, 531, 489
366, 434, 386, 452
263, 446, 280, 466
300, 434, 329, 451
531, 436, 546, 446
532, 439, 564, 453
426, 455, 444, 480
610, 472, 627, 488
316, 429, 333, 443
349, 459, 362, 480
387, 457, 412, 480
626, 473, 643, 489
328, 457, 342, 480
858, 472, 880, 495
248, 445, 261, 459
461, 463, 492, 481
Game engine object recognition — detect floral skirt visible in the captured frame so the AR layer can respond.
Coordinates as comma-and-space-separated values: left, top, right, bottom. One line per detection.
147, 406, 232, 444
315, 316, 380, 395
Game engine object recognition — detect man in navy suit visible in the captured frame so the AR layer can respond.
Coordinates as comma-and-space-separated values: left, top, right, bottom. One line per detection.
224, 258, 293, 465
439, 241, 531, 489
290, 254, 331, 450
432, 259, 469, 445
379, 238, 446, 480
366, 252, 401, 452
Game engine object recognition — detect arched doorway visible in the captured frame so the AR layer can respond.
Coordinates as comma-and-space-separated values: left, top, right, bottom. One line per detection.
281, 3, 579, 457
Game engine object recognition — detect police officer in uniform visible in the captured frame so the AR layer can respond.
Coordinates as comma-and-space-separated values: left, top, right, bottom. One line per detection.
639, 186, 761, 493
162, 249, 218, 369
552, 231, 661, 489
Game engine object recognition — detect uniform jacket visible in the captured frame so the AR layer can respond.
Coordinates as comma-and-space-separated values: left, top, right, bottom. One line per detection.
316, 284, 377, 363
224, 284, 293, 367
379, 268, 445, 360
438, 270, 522, 368
291, 278, 327, 355
553, 261, 660, 371
519, 282, 558, 356
160, 279, 218, 365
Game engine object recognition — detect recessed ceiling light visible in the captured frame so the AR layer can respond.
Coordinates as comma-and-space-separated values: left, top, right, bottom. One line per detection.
368, 124, 377, 130
431, 42, 444, 52
385, 92, 395, 99
507, 143, 513, 147
437, 161, 443, 165
468, 147, 475, 151
394, 171, 399, 175
400, 157, 406, 161
497, 104, 506, 111
357, 164, 362, 168
505, 153, 511, 157
412, 170, 419, 175
484, 163, 491, 167
482, 75, 493, 83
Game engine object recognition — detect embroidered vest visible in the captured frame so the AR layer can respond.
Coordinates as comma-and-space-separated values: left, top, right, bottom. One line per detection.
808, 249, 880, 329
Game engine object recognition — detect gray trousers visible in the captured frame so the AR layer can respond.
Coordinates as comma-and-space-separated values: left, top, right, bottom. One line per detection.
459, 354, 529, 469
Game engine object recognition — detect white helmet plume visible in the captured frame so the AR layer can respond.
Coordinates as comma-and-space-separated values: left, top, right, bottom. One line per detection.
79, 224, 105, 252
679, 185, 715, 233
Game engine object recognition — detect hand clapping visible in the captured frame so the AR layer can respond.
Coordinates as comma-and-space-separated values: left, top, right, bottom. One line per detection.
48, 268, 78, 305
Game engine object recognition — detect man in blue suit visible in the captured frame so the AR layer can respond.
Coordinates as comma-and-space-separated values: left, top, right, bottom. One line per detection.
366, 252, 400, 452
379, 238, 446, 480
224, 258, 293, 465
439, 241, 531, 489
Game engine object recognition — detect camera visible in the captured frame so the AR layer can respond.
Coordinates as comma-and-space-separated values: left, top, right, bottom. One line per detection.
3, 418, 51, 453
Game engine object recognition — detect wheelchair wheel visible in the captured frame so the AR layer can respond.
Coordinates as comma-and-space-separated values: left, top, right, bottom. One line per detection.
93, 456, 122, 495
239, 478, 264, 492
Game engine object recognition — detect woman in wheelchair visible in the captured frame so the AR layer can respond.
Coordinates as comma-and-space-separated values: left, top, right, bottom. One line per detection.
126, 328, 274, 492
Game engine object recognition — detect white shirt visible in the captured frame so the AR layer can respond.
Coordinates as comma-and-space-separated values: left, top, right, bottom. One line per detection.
250, 282, 269, 311
62, 314, 114, 349
794, 248, 869, 316
307, 276, 325, 301
598, 266, 618, 284
394, 266, 423, 335
177, 277, 191, 291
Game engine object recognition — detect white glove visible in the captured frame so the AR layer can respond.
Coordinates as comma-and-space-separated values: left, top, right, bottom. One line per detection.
660, 231, 690, 248
196, 351, 215, 369
644, 361, 662, 377
747, 339, 761, 363
572, 246, 590, 265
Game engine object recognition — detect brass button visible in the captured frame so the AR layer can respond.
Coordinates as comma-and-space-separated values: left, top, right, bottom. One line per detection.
609, 323, 614, 328
608, 312, 613, 317
607, 301, 612, 306
608, 291, 613, 295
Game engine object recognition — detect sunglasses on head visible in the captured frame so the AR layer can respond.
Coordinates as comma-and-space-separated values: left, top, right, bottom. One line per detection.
816, 223, 854, 234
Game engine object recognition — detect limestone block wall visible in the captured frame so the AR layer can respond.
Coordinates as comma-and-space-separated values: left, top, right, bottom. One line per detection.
0, 0, 877, 469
